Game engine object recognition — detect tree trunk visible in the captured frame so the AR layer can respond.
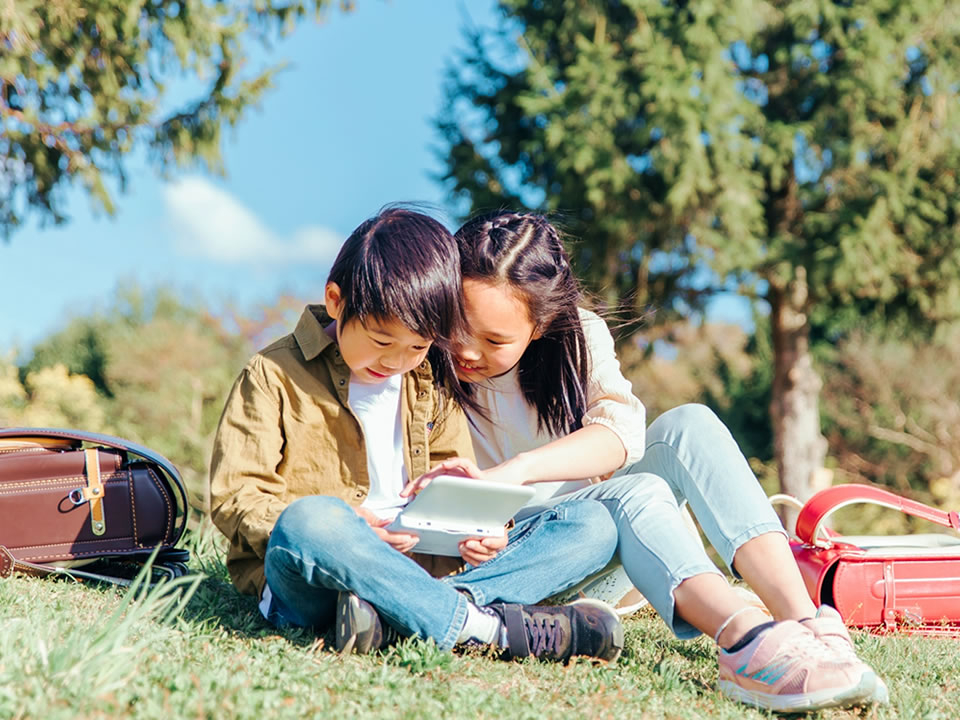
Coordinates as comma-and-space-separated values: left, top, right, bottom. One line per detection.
601, 240, 622, 311
769, 266, 828, 531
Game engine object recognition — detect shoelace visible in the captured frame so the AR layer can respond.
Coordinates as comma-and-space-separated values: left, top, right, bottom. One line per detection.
525, 614, 565, 656
815, 631, 859, 662
803, 616, 860, 662
779, 627, 839, 665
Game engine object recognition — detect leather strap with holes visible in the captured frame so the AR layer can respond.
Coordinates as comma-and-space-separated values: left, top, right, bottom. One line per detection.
84, 448, 106, 536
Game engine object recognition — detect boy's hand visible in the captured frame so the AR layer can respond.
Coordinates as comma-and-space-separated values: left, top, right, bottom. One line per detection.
355, 507, 419, 554
459, 531, 508, 566
401, 456, 485, 498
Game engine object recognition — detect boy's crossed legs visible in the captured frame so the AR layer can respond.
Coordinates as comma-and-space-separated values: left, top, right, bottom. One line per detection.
263, 495, 623, 662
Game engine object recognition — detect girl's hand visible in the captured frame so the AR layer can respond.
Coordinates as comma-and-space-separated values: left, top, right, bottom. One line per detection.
401, 456, 485, 498
459, 531, 508, 566
355, 506, 419, 554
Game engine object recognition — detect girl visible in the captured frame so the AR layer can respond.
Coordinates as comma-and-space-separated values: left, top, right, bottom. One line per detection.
413, 211, 889, 713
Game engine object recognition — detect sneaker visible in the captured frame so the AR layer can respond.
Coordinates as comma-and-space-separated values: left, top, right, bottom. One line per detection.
555, 562, 650, 617
718, 620, 879, 712
489, 598, 624, 663
335, 592, 399, 654
614, 588, 649, 618
802, 604, 889, 704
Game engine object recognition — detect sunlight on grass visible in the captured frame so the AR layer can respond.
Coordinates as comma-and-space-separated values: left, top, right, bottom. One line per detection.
0, 556, 201, 718
1, 532, 959, 719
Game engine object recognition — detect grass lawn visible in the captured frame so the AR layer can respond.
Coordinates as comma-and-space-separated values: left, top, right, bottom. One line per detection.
1, 531, 958, 720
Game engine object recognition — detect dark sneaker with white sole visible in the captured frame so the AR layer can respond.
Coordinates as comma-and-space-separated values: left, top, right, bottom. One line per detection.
335, 592, 399, 654
490, 598, 624, 663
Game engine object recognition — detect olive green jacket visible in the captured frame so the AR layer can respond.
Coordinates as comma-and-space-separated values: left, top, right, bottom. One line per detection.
209, 305, 474, 596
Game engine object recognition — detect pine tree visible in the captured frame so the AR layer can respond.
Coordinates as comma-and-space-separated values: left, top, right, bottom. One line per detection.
0, 0, 342, 239
439, 0, 960, 502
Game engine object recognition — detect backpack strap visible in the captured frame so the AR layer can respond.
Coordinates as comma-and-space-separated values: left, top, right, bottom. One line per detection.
795, 484, 960, 548
0, 546, 14, 579
0, 427, 189, 545
0, 544, 189, 586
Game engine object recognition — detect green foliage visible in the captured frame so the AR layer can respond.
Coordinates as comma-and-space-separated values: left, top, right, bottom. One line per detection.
0, 356, 107, 429
384, 637, 455, 675
440, 0, 960, 498
616, 311, 774, 464
687, 313, 960, 510
24, 316, 113, 393
703, 313, 775, 464
0, 0, 343, 239
440, 0, 960, 325
820, 325, 960, 501
17, 286, 252, 512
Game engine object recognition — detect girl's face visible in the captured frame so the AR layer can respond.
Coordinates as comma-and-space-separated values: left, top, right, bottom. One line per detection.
455, 278, 540, 382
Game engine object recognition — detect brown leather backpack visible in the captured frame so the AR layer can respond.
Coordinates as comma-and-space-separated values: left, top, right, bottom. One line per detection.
0, 427, 190, 585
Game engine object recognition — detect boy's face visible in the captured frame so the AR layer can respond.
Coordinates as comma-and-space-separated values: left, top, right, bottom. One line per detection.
325, 283, 432, 384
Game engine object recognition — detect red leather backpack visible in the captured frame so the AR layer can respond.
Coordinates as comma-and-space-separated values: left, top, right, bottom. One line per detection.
775, 484, 960, 636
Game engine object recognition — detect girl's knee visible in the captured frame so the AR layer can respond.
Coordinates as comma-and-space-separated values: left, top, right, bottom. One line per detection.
658, 403, 720, 430
604, 473, 679, 512
649, 403, 734, 449
563, 499, 619, 549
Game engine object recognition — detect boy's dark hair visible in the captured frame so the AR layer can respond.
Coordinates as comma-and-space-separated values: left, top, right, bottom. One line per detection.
327, 205, 473, 412
328, 206, 462, 343
455, 211, 588, 437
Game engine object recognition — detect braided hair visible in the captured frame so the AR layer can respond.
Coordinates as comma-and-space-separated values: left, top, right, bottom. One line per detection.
455, 212, 588, 437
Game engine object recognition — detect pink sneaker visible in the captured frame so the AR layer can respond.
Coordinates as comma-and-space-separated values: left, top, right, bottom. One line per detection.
803, 605, 889, 704
718, 620, 879, 712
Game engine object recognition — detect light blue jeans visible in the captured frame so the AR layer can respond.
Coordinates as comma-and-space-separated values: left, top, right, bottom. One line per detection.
263, 495, 618, 649
541, 404, 786, 639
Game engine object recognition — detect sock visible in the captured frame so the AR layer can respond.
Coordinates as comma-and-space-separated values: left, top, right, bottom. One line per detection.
456, 603, 506, 647
724, 620, 777, 653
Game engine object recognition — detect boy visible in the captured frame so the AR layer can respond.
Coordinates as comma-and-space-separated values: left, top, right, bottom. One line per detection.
210, 207, 622, 661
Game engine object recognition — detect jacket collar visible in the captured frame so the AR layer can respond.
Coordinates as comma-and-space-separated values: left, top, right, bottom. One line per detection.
293, 304, 336, 361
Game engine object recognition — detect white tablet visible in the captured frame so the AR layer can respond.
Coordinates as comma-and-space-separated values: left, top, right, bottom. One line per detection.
386, 475, 536, 557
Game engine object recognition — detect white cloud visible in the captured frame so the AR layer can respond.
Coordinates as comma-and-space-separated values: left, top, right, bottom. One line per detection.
164, 176, 343, 264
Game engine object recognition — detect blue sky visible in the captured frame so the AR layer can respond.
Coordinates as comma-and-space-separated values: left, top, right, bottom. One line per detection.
0, 0, 749, 356
0, 1, 504, 354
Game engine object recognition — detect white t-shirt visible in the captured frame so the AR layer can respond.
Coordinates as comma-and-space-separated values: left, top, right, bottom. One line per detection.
465, 308, 647, 507
349, 372, 407, 520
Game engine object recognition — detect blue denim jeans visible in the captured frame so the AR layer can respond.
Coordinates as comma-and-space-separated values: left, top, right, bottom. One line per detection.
263, 495, 618, 649
542, 404, 786, 639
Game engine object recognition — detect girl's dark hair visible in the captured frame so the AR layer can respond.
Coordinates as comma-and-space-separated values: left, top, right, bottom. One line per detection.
455, 211, 588, 436
327, 205, 473, 412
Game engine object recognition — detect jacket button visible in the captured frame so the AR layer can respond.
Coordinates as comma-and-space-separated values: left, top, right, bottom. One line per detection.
417, 390, 427, 399
339, 379, 345, 386
414, 448, 421, 455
